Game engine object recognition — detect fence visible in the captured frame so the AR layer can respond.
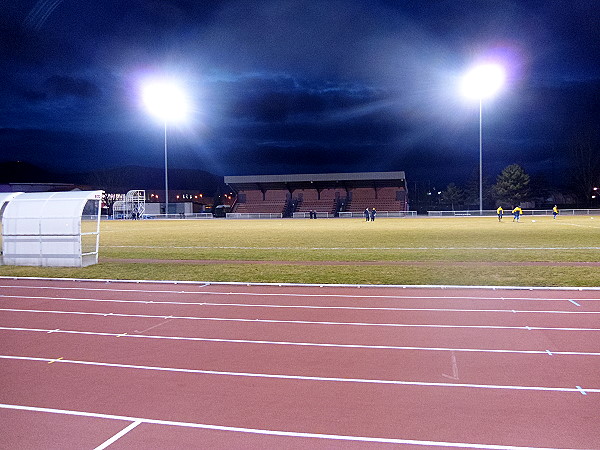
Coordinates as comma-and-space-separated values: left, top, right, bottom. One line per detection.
226, 213, 283, 219
338, 211, 417, 218
428, 209, 600, 217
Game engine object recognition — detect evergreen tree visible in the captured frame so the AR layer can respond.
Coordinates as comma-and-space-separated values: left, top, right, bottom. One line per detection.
441, 183, 464, 210
493, 164, 531, 206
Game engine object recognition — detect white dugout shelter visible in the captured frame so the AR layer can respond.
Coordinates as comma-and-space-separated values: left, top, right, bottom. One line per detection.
0, 190, 103, 267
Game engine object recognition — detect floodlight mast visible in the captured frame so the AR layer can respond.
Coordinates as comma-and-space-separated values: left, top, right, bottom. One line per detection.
461, 63, 505, 214
142, 80, 189, 217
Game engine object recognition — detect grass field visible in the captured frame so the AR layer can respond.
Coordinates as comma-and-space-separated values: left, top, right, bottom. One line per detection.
1, 215, 599, 287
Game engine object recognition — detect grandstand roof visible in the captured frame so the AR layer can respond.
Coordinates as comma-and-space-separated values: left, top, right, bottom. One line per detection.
225, 171, 406, 191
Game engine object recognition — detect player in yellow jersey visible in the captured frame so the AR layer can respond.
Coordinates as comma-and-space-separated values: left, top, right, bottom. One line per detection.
497, 206, 503, 222
512, 206, 522, 222
552, 205, 559, 219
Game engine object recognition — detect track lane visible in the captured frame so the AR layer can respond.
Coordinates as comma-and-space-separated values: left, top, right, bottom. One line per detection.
1, 329, 599, 389
1, 358, 599, 449
2, 278, 600, 449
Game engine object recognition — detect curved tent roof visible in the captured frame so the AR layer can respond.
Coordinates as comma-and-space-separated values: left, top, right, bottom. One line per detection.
2, 190, 103, 267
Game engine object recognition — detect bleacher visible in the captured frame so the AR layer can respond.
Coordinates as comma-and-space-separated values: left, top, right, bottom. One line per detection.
232, 189, 288, 215
224, 172, 408, 217
346, 187, 407, 213
294, 188, 345, 215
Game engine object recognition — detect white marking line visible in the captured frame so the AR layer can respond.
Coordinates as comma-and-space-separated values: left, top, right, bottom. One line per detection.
442, 351, 459, 381
4, 326, 600, 356
93, 420, 141, 450
3, 307, 600, 332
568, 299, 581, 307
0, 403, 581, 450
133, 319, 171, 334
2, 285, 600, 303
2, 354, 599, 394
3, 294, 600, 315
105, 244, 600, 251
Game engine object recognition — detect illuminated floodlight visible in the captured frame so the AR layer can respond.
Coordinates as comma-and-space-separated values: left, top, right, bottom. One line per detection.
461, 62, 507, 214
142, 80, 189, 123
141, 78, 190, 217
461, 63, 506, 100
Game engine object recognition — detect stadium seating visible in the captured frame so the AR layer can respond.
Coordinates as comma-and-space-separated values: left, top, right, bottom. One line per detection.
232, 189, 288, 214
346, 187, 407, 212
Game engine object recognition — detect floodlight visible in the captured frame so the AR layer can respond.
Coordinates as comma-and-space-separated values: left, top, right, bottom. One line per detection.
461, 63, 506, 100
141, 78, 190, 217
142, 80, 189, 123
461, 62, 506, 213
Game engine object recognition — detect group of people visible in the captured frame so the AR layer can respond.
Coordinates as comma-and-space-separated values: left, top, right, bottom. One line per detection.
364, 208, 377, 221
496, 205, 559, 222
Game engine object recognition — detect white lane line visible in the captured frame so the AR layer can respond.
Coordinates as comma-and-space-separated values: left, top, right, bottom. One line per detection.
2, 355, 599, 394
576, 386, 587, 396
2, 307, 600, 332
93, 420, 142, 450
105, 244, 600, 250
568, 299, 581, 307
2, 285, 599, 302
3, 326, 600, 356
0, 403, 582, 450
3, 294, 600, 315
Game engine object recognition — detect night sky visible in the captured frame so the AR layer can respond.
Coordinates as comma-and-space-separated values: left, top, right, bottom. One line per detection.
1, 0, 599, 187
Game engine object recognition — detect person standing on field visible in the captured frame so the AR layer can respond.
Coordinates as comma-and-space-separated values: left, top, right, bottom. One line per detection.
364, 208, 370, 221
553, 205, 559, 219
370, 208, 376, 221
497, 206, 503, 222
512, 205, 522, 222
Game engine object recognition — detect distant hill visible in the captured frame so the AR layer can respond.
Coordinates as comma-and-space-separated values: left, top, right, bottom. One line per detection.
0, 161, 224, 195
0, 161, 57, 183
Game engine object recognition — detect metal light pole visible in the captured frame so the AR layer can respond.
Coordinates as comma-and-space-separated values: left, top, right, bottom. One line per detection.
461, 63, 505, 214
142, 79, 189, 218
479, 99, 482, 213
164, 121, 169, 216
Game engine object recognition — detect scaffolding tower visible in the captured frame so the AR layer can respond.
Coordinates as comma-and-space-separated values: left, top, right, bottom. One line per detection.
113, 190, 146, 219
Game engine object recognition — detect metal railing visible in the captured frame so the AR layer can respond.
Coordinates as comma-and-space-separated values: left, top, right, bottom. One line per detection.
338, 211, 417, 218
226, 213, 283, 219
428, 209, 600, 217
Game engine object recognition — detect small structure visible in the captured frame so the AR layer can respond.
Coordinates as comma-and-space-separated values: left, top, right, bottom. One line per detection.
1, 190, 103, 267
113, 190, 146, 219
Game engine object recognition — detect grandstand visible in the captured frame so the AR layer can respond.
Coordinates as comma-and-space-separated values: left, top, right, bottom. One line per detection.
224, 172, 408, 217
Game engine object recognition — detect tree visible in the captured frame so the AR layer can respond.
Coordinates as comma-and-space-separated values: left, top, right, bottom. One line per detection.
569, 130, 600, 206
441, 183, 464, 210
493, 164, 531, 206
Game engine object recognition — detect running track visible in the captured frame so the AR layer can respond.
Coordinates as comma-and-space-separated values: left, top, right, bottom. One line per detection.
1, 277, 599, 449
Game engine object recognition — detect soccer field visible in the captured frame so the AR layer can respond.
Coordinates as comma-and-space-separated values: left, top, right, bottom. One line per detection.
1, 216, 599, 287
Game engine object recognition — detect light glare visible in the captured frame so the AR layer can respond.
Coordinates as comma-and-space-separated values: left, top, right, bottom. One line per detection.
461, 64, 506, 100
142, 80, 189, 122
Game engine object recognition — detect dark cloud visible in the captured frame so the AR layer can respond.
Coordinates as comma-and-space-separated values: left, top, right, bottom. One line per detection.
43, 75, 100, 99
0, 0, 598, 188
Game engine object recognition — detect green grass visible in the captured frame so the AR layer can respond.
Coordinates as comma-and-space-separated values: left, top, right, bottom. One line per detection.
2, 215, 599, 286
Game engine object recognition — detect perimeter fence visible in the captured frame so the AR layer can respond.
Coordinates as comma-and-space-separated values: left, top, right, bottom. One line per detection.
428, 209, 600, 217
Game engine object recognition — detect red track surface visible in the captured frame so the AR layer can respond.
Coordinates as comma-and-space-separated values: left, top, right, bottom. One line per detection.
1, 278, 599, 449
